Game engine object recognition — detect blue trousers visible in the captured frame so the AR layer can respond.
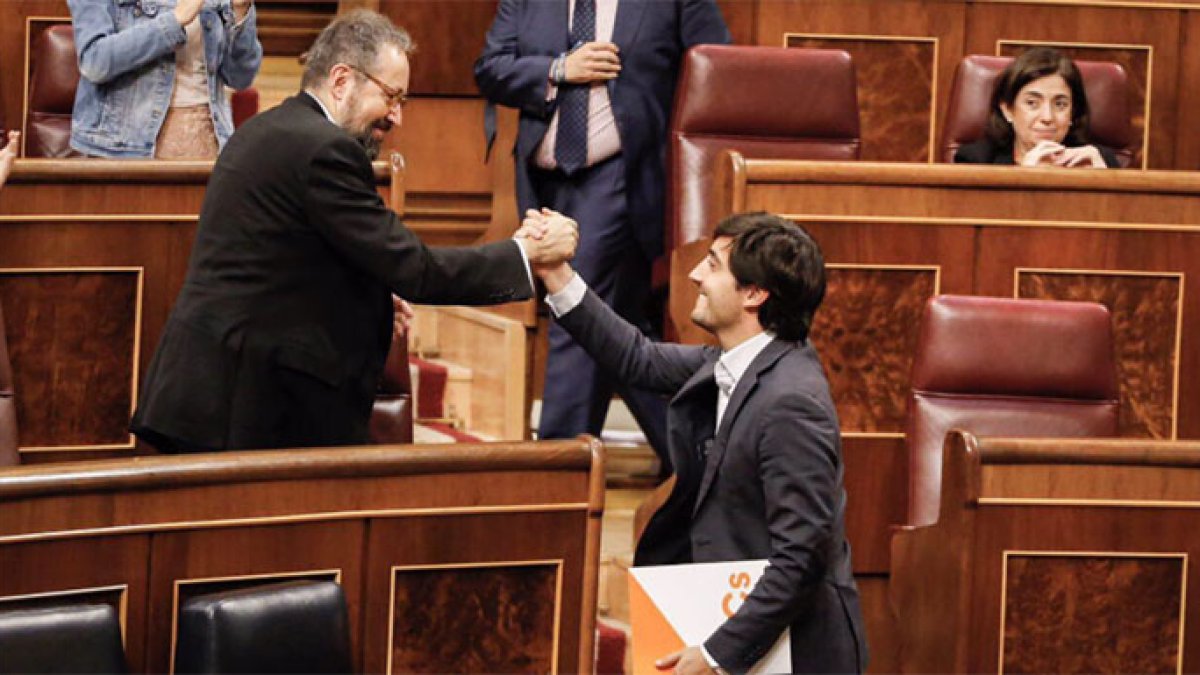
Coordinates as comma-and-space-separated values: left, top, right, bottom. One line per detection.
531, 154, 671, 472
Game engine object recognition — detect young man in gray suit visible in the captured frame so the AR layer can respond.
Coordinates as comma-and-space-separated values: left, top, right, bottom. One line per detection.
527, 210, 866, 673
132, 11, 577, 453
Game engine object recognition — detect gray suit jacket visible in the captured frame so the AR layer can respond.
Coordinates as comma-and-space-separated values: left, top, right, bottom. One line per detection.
557, 290, 866, 673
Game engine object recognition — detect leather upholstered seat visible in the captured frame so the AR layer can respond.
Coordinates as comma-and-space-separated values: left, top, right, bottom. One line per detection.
369, 330, 414, 444
174, 580, 352, 674
906, 295, 1119, 527
0, 603, 128, 673
667, 44, 861, 258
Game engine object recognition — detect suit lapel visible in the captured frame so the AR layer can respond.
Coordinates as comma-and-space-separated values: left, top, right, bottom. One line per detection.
550, 0, 570, 50
610, 0, 647, 52
692, 339, 793, 515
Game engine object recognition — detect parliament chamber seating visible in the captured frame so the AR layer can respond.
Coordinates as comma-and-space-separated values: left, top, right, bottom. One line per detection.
174, 580, 352, 674
0, 438, 604, 672
892, 432, 1200, 672
664, 44, 859, 337
940, 54, 1136, 167
23, 23, 259, 158
0, 301, 16, 467
0, 602, 128, 673
907, 294, 1119, 527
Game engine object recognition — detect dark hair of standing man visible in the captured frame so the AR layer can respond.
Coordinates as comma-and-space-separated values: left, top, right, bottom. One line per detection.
713, 212, 826, 343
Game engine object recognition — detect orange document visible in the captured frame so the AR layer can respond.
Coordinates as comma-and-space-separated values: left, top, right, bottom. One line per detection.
628, 560, 790, 675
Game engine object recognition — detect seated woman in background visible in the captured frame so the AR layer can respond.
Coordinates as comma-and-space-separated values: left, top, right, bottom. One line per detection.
955, 47, 1119, 168
68, 0, 262, 159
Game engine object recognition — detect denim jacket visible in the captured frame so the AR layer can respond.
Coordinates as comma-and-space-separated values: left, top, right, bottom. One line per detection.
68, 0, 262, 157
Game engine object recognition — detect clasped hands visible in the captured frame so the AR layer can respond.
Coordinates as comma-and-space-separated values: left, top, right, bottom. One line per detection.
1021, 140, 1105, 168
515, 208, 579, 272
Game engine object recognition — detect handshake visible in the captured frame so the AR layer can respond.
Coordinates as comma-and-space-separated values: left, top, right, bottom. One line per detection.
514, 208, 579, 273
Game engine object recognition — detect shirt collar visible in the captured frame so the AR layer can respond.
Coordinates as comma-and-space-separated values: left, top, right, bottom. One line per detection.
305, 90, 337, 125
716, 331, 776, 387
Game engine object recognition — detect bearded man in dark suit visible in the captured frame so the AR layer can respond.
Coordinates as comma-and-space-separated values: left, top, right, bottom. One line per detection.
527, 210, 867, 674
132, 10, 578, 453
475, 0, 729, 473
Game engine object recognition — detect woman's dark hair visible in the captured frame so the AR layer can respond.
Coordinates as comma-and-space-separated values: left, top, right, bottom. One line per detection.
985, 47, 1091, 148
713, 212, 825, 343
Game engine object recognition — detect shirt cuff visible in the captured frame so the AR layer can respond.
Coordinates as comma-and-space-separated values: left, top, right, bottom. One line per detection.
700, 645, 727, 674
511, 238, 536, 295
544, 272, 586, 317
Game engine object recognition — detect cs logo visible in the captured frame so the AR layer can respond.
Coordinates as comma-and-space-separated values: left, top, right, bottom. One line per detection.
721, 572, 752, 617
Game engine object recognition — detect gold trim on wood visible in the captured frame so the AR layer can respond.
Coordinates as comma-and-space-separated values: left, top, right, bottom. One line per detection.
0, 584, 129, 648
1013, 267, 1184, 439
780, 212, 1200, 233
976, 0, 1200, 10
997, 550, 1186, 675
996, 39, 1153, 169
169, 569, 342, 675
782, 32, 940, 163
385, 560, 564, 675
0, 502, 593, 545
0, 267, 145, 452
0, 215, 199, 223
979, 496, 1200, 508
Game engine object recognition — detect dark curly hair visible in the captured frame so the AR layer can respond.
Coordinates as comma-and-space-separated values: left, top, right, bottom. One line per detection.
713, 212, 826, 343
985, 47, 1091, 149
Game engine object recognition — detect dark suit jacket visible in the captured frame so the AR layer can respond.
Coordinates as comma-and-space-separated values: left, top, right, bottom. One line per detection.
131, 94, 531, 452
557, 291, 867, 673
954, 138, 1120, 168
474, 0, 729, 259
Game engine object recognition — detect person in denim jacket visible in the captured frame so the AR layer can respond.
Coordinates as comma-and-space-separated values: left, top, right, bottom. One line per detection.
68, 0, 262, 158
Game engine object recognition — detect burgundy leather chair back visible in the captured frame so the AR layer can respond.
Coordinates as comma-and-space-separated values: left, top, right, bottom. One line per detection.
907, 295, 1119, 527
368, 330, 413, 444
0, 301, 18, 466
668, 44, 860, 251
25, 23, 81, 158
940, 54, 1135, 167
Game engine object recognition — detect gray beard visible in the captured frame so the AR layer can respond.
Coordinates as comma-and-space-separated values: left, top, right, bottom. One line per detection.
356, 132, 382, 160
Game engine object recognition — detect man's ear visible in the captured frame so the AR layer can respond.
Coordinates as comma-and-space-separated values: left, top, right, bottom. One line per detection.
328, 63, 355, 101
743, 285, 769, 311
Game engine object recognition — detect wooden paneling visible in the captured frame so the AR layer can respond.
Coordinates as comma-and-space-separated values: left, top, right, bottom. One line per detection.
813, 266, 938, 434
379, 0, 499, 96
0, 270, 140, 450
758, 0, 965, 165
385, 555, 561, 672
1002, 554, 1183, 674
1017, 270, 1182, 439
787, 36, 937, 162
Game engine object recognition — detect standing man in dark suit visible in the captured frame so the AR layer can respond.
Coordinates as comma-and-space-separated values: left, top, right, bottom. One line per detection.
131, 10, 578, 453
475, 0, 729, 471
527, 210, 867, 673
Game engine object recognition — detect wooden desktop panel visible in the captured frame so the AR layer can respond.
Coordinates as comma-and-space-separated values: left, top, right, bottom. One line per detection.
0, 439, 605, 674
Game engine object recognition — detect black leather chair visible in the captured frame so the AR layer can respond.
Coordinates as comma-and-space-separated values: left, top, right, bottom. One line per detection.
174, 580, 352, 674
0, 603, 128, 673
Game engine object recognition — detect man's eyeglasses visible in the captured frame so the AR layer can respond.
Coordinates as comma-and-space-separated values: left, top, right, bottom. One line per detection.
349, 64, 408, 109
